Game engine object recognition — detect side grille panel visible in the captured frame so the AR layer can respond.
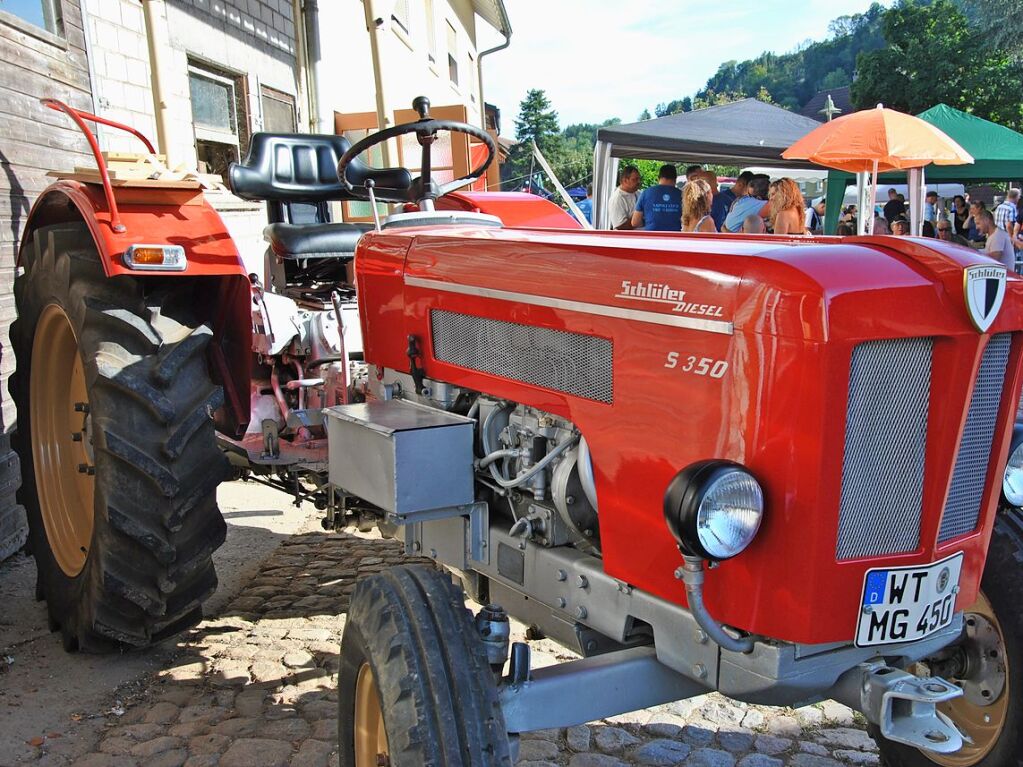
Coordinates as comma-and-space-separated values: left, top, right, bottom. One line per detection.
939, 333, 1012, 542
837, 338, 933, 561
430, 310, 613, 403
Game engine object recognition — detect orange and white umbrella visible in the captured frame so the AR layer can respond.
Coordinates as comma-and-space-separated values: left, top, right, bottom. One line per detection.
783, 105, 973, 233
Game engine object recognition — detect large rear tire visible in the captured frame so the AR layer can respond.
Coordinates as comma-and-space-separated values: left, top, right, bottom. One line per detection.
337, 564, 512, 767
869, 508, 1023, 766
10, 224, 229, 652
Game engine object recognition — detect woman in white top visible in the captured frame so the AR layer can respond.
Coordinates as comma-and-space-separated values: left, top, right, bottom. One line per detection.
682, 178, 716, 233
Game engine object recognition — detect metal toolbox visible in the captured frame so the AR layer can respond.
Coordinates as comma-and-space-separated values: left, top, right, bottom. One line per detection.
324, 399, 475, 518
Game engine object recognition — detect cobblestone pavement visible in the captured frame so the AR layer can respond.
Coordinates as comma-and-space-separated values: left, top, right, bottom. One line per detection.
27, 530, 881, 767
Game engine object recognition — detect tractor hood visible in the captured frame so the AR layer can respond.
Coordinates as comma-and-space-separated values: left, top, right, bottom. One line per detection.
375, 226, 1023, 345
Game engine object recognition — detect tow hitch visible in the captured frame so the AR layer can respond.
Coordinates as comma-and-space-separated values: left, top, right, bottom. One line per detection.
834, 661, 965, 753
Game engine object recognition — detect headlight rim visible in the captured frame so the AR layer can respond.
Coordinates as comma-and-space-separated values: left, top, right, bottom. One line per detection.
663, 459, 765, 562
1001, 425, 1023, 508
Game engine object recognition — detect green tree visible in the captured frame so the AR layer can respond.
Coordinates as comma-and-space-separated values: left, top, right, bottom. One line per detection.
504, 89, 563, 191
638, 108, 652, 121
959, 0, 1023, 60
513, 89, 561, 155
696, 4, 886, 111
820, 68, 850, 90
654, 97, 692, 117
692, 89, 748, 110
852, 0, 1023, 131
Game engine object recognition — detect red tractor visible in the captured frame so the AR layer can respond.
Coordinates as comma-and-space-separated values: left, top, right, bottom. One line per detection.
12, 98, 1023, 766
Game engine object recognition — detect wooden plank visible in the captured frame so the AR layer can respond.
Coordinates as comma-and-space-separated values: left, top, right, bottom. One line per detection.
0, 135, 90, 172
0, 38, 91, 94
46, 170, 203, 189
0, 111, 89, 154
0, 88, 98, 133
0, 23, 89, 77
103, 152, 169, 165
60, 0, 84, 28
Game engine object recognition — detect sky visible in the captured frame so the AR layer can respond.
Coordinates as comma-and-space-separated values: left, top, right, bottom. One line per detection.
481, 0, 886, 128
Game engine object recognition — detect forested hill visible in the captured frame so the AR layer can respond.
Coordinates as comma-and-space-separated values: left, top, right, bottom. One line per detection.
693, 4, 886, 112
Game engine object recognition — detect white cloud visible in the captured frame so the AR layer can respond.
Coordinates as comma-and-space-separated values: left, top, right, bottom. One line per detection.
483, 0, 885, 127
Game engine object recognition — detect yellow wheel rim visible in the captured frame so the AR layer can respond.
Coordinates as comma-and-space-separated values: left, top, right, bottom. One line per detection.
354, 663, 389, 767
928, 592, 1009, 766
29, 303, 95, 577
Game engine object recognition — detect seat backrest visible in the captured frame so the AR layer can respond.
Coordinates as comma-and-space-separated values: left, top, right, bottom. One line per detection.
229, 133, 353, 224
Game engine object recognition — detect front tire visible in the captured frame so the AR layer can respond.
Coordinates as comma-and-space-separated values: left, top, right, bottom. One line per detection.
869, 508, 1023, 766
338, 564, 512, 767
10, 224, 229, 652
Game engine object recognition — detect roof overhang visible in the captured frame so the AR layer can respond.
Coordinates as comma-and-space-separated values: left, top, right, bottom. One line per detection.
473, 0, 511, 39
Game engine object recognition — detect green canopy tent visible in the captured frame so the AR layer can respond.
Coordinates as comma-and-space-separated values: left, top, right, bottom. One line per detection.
824, 104, 1023, 233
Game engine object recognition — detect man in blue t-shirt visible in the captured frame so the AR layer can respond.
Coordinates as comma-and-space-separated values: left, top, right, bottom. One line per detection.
723, 175, 770, 232
575, 185, 593, 224
711, 171, 752, 231
631, 165, 682, 231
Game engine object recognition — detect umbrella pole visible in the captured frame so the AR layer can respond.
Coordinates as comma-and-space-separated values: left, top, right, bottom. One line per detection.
869, 160, 878, 235
856, 172, 870, 235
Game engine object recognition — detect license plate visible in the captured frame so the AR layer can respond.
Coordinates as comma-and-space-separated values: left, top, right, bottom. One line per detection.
855, 553, 964, 648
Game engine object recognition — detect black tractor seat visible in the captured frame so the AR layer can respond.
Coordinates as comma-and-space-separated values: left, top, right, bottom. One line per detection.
264, 221, 373, 260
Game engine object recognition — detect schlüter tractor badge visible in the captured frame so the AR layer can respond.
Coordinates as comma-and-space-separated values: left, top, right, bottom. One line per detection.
964, 264, 1007, 332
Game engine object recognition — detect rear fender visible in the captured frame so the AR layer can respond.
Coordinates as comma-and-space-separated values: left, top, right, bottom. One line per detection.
20, 181, 248, 276
20, 181, 253, 436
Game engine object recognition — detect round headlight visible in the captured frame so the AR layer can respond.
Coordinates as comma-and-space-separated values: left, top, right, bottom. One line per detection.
664, 461, 765, 561
1002, 429, 1023, 508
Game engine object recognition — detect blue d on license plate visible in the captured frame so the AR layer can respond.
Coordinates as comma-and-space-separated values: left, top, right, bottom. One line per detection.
855, 553, 964, 648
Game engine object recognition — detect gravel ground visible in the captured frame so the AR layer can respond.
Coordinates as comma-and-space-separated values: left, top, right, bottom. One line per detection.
3, 486, 883, 767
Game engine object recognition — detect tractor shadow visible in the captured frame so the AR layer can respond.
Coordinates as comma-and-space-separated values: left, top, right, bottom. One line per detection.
95, 524, 798, 765
94, 528, 417, 764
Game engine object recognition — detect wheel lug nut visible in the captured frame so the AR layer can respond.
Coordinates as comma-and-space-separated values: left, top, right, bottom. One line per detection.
77, 463, 95, 476
71, 432, 82, 442
73, 402, 90, 413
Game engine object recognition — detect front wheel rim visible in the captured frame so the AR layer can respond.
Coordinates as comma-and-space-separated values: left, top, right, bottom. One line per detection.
29, 303, 95, 577
928, 592, 1009, 766
354, 662, 389, 767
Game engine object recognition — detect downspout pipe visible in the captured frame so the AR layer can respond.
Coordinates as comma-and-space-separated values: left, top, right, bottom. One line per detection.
141, 0, 174, 163
476, 4, 512, 129
302, 0, 328, 134
363, 0, 393, 166
292, 0, 310, 132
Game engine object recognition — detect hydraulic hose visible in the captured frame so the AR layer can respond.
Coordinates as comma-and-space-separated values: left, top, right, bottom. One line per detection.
679, 556, 754, 654
478, 449, 518, 469
479, 402, 580, 488
489, 435, 579, 489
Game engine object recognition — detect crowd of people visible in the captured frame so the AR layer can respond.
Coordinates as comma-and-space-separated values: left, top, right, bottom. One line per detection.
871, 187, 1022, 271
600, 164, 1023, 271
605, 164, 830, 237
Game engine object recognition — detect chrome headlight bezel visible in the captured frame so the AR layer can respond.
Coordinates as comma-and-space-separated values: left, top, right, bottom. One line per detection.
1002, 425, 1023, 508
663, 460, 765, 561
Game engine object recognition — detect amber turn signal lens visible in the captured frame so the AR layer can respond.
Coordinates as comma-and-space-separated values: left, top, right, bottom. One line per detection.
130, 247, 166, 264
122, 244, 187, 271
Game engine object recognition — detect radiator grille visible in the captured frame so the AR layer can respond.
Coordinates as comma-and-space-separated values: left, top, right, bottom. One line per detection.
430, 310, 613, 403
836, 338, 933, 560
939, 333, 1012, 542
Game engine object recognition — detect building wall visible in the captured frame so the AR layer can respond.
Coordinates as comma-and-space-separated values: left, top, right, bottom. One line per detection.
84, 0, 299, 164
0, 1, 93, 430
81, 0, 300, 269
318, 0, 485, 128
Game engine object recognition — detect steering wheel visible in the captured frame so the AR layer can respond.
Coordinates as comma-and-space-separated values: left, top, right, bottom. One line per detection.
337, 96, 497, 206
